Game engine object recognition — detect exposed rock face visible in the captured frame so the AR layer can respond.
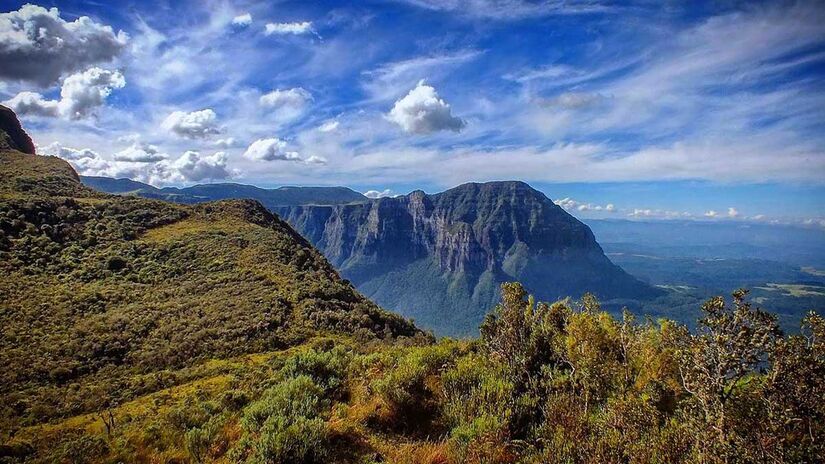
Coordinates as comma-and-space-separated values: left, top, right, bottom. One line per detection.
276, 181, 661, 335
0, 105, 36, 154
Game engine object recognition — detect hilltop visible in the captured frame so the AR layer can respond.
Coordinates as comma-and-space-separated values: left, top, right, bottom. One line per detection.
0, 107, 419, 439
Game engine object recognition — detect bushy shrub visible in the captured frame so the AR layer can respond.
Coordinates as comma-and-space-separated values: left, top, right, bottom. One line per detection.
279, 346, 352, 398
252, 414, 328, 464
441, 353, 513, 428
448, 414, 512, 464
241, 376, 325, 431
370, 342, 461, 434
236, 375, 331, 463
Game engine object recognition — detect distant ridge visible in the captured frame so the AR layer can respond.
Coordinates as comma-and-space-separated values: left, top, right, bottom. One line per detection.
81, 176, 368, 208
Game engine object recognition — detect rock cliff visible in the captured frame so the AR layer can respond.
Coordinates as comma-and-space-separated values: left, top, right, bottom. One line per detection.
276, 181, 661, 335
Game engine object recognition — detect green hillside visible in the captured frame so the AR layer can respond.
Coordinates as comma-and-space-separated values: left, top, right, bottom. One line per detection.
0, 110, 822, 464
0, 146, 421, 436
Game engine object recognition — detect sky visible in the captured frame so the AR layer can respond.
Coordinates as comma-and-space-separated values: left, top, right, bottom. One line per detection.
1, 0, 824, 226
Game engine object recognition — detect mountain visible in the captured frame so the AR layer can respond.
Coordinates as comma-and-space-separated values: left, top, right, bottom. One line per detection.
275, 181, 661, 335
81, 176, 367, 208
84, 174, 659, 335
0, 106, 418, 435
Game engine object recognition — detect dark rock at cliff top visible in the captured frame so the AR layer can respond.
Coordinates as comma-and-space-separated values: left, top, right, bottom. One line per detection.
0, 105, 36, 154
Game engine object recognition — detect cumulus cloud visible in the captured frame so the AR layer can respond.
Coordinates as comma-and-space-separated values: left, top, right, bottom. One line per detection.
388, 80, 466, 134
243, 138, 302, 162
56, 67, 126, 119
231, 13, 252, 28
4, 67, 125, 120
162, 109, 221, 138
0, 4, 128, 86
3, 92, 59, 117
213, 137, 238, 148
41, 142, 231, 185
364, 189, 393, 199
727, 207, 740, 218
264, 21, 313, 35
40, 141, 98, 161
260, 88, 312, 109
170, 151, 231, 182
554, 197, 616, 213
112, 142, 168, 163
704, 210, 719, 218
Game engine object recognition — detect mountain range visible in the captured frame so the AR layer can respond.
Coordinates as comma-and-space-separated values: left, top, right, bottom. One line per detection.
81, 176, 659, 335
81, 175, 367, 209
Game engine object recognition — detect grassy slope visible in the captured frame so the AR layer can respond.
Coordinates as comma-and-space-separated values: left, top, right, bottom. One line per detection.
0, 150, 422, 446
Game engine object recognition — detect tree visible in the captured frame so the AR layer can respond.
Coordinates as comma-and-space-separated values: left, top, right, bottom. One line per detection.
677, 289, 781, 462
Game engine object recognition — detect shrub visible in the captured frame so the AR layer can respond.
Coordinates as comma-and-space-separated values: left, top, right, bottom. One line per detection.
441, 353, 513, 428
241, 376, 325, 431
279, 346, 352, 398
252, 414, 328, 464
236, 376, 331, 463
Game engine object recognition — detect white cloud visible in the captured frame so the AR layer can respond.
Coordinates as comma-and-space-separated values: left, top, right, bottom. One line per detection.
704, 210, 719, 218
56, 67, 126, 119
213, 137, 238, 148
113, 142, 167, 163
3, 92, 59, 117
231, 13, 252, 27
264, 21, 313, 36
629, 208, 654, 217
304, 155, 327, 165
364, 189, 393, 198
41, 142, 231, 185
625, 209, 688, 219
727, 207, 740, 218
40, 141, 98, 161
4, 67, 125, 120
170, 151, 231, 182
387, 80, 466, 134
162, 109, 221, 138
318, 120, 339, 132
243, 138, 302, 162
0, 4, 128, 86
260, 88, 312, 110
554, 197, 616, 213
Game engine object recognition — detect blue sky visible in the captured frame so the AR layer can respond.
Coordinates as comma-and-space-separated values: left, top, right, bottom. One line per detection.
1, 0, 823, 225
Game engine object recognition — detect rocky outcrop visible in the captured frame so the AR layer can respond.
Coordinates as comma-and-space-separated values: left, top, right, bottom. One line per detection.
276, 181, 661, 335
0, 105, 36, 154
